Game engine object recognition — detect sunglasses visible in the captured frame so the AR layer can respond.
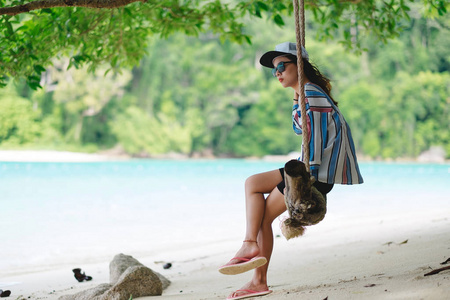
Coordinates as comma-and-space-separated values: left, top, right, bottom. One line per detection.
272, 61, 295, 77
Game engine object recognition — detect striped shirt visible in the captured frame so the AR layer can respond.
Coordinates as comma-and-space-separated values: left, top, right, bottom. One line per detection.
292, 83, 363, 185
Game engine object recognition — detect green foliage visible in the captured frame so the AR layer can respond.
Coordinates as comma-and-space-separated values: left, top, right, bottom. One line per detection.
338, 81, 385, 157
0, 3, 449, 160
225, 81, 298, 156
127, 35, 262, 155
1, 6, 147, 89
0, 1, 253, 88
110, 106, 191, 155
0, 84, 60, 146
337, 69, 450, 159
392, 71, 450, 157
0, 92, 38, 144
48, 61, 131, 143
1, 0, 448, 88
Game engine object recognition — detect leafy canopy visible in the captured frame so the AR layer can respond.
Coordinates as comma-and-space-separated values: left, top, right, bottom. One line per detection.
0, 0, 448, 89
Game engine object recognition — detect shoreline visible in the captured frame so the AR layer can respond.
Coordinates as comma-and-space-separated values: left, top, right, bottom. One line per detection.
0, 150, 448, 163
0, 150, 124, 162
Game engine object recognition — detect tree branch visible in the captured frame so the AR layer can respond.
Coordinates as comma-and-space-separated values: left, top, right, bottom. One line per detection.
0, 0, 146, 16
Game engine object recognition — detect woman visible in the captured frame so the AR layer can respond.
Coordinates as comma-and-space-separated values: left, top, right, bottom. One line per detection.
218, 42, 364, 300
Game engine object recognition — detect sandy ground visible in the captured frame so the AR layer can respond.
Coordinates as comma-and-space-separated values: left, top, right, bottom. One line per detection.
0, 150, 121, 162
1, 210, 448, 300
149, 211, 450, 300
1, 151, 449, 300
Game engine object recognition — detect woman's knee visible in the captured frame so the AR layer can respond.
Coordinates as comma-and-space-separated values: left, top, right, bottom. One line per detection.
245, 170, 282, 194
245, 174, 259, 192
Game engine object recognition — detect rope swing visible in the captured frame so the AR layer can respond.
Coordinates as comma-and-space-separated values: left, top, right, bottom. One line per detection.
293, 0, 309, 171
280, 1, 327, 240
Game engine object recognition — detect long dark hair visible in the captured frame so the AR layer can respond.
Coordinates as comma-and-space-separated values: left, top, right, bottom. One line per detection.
285, 54, 338, 106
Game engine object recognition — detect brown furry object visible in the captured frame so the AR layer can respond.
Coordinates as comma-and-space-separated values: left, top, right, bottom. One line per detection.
281, 160, 327, 240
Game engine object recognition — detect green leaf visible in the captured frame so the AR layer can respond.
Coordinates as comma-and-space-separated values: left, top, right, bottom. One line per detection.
276, 2, 287, 11
26, 75, 42, 90
273, 14, 284, 26
254, 5, 262, 18
256, 1, 269, 11
34, 65, 46, 74
5, 19, 14, 37
15, 25, 28, 32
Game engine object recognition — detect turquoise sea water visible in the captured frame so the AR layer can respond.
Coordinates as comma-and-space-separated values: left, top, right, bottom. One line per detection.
0, 160, 449, 274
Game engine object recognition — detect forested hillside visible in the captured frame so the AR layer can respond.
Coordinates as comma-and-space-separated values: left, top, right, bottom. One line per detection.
1, 8, 449, 159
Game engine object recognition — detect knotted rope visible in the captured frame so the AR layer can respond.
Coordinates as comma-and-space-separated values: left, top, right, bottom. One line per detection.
280, 1, 328, 240
293, 0, 309, 170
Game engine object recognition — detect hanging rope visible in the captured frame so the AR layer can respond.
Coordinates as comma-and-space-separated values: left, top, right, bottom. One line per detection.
293, 0, 309, 171
280, 1, 328, 241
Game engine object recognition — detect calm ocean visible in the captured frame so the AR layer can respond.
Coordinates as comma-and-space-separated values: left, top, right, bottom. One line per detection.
0, 160, 449, 274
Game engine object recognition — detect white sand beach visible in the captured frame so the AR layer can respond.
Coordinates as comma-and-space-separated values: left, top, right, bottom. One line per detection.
2, 209, 449, 300
1, 151, 449, 300
0, 150, 124, 162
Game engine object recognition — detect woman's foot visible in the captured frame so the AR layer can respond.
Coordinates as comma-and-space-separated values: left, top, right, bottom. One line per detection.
228, 240, 260, 264
227, 281, 271, 300
219, 240, 267, 275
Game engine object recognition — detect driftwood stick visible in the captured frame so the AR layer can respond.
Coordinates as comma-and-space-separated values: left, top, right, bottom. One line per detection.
424, 265, 450, 276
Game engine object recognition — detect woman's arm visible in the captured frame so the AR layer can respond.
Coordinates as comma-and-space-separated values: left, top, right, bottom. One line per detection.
292, 88, 333, 179
292, 102, 303, 135
292, 91, 305, 135
307, 95, 333, 180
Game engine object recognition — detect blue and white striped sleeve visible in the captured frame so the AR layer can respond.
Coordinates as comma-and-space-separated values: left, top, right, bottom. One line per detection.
308, 109, 329, 180
292, 103, 303, 135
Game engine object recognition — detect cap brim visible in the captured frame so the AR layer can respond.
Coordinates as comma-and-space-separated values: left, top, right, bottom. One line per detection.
259, 51, 293, 68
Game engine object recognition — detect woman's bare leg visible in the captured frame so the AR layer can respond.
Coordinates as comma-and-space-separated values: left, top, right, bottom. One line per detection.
227, 173, 288, 298
252, 187, 287, 286
225, 169, 283, 263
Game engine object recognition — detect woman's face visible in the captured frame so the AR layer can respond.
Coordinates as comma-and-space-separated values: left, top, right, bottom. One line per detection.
272, 56, 298, 89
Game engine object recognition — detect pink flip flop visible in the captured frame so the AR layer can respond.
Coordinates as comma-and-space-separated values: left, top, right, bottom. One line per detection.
218, 256, 267, 275
226, 289, 272, 300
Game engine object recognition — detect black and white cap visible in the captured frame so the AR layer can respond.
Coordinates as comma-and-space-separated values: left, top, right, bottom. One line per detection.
259, 42, 309, 68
